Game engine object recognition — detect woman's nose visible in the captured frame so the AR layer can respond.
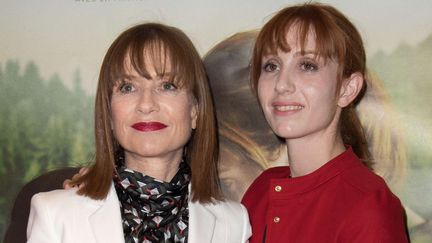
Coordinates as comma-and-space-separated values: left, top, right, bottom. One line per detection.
136, 89, 159, 114
275, 69, 296, 94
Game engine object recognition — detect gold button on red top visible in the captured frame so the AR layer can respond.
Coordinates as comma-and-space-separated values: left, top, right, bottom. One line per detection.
275, 185, 282, 192
273, 216, 280, 223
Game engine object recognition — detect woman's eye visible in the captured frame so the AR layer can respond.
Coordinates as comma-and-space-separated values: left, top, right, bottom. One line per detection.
300, 61, 318, 72
119, 83, 135, 93
161, 82, 177, 91
263, 62, 280, 72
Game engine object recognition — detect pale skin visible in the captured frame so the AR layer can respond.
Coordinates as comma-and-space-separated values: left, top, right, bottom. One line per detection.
258, 26, 363, 178
64, 56, 198, 186
65, 28, 362, 188
110, 57, 198, 181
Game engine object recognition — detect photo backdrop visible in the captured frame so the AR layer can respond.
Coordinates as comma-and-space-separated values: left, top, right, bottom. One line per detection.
1, 0, 431, 242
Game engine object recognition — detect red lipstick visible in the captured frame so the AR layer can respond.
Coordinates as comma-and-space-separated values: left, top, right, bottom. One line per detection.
132, 122, 167, 132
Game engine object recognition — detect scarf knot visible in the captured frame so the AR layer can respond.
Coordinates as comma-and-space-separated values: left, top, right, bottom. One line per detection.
114, 161, 190, 243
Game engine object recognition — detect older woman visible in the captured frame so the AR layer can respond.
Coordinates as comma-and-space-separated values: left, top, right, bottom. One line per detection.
242, 3, 408, 243
26, 23, 251, 243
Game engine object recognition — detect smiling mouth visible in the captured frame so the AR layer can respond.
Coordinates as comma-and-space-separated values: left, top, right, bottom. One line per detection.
274, 105, 304, 111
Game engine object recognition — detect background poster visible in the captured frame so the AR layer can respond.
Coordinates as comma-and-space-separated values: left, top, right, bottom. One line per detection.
1, 0, 431, 241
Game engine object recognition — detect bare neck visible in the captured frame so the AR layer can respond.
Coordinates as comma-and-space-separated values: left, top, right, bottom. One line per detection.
286, 130, 346, 178
124, 151, 183, 182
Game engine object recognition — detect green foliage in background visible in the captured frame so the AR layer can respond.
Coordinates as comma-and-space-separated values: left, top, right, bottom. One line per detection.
0, 60, 94, 239
369, 34, 432, 241
370, 33, 432, 168
0, 33, 431, 241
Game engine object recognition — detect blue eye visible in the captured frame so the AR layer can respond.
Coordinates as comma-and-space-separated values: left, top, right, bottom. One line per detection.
161, 82, 177, 91
263, 62, 279, 72
119, 83, 135, 93
300, 61, 318, 72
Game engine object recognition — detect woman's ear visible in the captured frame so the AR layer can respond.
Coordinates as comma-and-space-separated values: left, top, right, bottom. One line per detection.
338, 72, 364, 108
190, 102, 199, 130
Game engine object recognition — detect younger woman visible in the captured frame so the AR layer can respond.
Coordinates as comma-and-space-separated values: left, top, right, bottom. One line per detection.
242, 3, 408, 242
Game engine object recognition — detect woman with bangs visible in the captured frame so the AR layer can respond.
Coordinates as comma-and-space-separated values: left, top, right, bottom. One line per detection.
242, 3, 408, 242
26, 23, 251, 243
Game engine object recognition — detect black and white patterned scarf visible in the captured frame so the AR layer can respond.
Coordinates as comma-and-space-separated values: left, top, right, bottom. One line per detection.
114, 161, 190, 243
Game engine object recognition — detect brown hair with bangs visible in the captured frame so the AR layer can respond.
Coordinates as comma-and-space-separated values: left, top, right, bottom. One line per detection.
72, 23, 221, 202
251, 3, 372, 167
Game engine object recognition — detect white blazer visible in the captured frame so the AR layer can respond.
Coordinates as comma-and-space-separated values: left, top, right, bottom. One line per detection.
27, 185, 251, 243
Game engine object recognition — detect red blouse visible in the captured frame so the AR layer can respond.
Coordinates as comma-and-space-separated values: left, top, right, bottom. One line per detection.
242, 147, 408, 243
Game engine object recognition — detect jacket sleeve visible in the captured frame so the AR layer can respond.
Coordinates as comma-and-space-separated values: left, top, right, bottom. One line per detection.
338, 191, 409, 243
239, 203, 252, 243
27, 193, 59, 243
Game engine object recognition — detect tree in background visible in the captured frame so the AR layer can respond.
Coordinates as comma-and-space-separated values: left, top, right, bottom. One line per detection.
0, 61, 94, 238
370, 33, 432, 168
369, 33, 432, 241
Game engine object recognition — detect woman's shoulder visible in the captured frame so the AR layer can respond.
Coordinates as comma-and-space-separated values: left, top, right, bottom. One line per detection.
191, 199, 248, 218
341, 162, 395, 196
190, 200, 251, 242
338, 163, 404, 216
213, 199, 248, 213
30, 188, 96, 216
338, 170, 408, 241
32, 188, 83, 204
28, 189, 92, 239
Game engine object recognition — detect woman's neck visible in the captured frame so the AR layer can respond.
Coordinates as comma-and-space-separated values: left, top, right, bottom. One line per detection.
286, 132, 345, 178
124, 151, 183, 182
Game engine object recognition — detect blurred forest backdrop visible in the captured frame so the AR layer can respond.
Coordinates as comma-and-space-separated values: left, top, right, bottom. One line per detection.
368, 34, 432, 242
0, 61, 94, 238
0, 3, 432, 238
1, 31, 432, 241
370, 33, 432, 169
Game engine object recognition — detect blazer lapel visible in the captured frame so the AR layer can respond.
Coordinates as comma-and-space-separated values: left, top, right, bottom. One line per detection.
86, 184, 216, 243
189, 200, 216, 243
88, 184, 125, 243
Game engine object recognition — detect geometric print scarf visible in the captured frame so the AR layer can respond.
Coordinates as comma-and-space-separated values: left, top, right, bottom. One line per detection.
113, 161, 190, 243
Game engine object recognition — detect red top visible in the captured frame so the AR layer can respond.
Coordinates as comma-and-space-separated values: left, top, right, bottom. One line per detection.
242, 147, 408, 243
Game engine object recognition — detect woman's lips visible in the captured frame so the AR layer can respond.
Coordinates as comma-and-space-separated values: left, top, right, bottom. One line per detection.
271, 101, 304, 115
131, 122, 167, 132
